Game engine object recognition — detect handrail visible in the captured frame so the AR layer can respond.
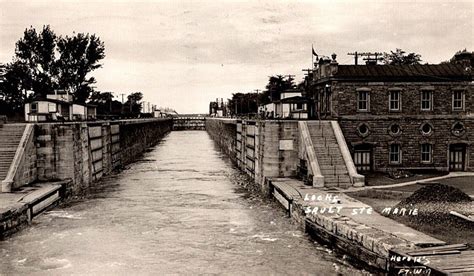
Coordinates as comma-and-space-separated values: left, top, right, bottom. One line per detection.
298, 121, 324, 187
1, 124, 34, 192
330, 121, 365, 187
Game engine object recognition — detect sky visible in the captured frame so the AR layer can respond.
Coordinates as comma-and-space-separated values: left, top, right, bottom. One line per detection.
1, 0, 473, 114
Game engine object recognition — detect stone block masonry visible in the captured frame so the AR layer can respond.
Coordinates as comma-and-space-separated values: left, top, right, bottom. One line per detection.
34, 119, 172, 193
206, 118, 299, 192
120, 119, 173, 166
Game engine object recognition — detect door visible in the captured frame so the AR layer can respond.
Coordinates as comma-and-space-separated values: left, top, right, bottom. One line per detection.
449, 144, 466, 171
354, 150, 371, 172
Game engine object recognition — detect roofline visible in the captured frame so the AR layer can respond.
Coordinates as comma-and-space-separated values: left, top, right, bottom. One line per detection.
312, 76, 472, 85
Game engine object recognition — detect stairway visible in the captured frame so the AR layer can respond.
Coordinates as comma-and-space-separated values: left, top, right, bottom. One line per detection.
0, 124, 26, 181
307, 121, 352, 188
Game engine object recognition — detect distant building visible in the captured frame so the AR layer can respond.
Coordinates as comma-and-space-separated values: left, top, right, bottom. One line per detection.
209, 98, 227, 117
260, 89, 310, 119
308, 54, 473, 172
25, 90, 97, 122
153, 109, 168, 118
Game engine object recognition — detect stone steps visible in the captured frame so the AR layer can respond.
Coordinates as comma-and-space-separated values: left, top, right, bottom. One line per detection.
314, 148, 339, 153
310, 136, 337, 142
320, 165, 348, 171
0, 124, 25, 181
309, 132, 335, 137
308, 122, 351, 188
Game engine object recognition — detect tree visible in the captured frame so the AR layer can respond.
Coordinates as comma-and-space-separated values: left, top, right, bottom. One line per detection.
125, 92, 143, 115
56, 33, 105, 103
442, 49, 474, 67
261, 75, 295, 104
228, 92, 259, 116
383, 49, 422, 65
0, 62, 32, 115
89, 91, 117, 114
2, 25, 105, 107
13, 25, 58, 98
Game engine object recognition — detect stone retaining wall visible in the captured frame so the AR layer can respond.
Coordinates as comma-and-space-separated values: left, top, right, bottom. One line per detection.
35, 119, 172, 193
206, 118, 299, 191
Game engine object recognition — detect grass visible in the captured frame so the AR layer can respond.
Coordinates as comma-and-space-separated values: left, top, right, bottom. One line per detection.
364, 171, 448, 187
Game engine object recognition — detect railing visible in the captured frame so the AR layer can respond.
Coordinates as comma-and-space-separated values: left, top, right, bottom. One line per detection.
298, 121, 324, 187
330, 121, 365, 187
1, 124, 34, 192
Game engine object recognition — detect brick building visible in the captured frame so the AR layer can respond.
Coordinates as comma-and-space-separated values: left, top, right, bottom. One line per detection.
309, 55, 473, 173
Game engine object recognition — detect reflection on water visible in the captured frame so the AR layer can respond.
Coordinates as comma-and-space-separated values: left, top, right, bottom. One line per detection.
0, 131, 365, 275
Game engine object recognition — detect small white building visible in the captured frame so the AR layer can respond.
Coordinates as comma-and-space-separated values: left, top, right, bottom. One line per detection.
260, 89, 309, 119
25, 90, 97, 122
25, 98, 72, 122
153, 110, 165, 118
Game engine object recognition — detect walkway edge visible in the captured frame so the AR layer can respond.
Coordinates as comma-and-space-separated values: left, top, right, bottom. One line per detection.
0, 180, 69, 239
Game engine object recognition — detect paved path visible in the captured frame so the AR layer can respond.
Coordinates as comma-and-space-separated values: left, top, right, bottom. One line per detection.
345, 171, 474, 192
0, 183, 63, 218
271, 178, 445, 246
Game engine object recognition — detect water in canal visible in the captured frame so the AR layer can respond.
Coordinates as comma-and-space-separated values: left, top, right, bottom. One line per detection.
0, 131, 365, 275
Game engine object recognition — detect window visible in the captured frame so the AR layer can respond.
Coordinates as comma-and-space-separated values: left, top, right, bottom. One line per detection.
296, 103, 303, 110
453, 90, 464, 111
452, 122, 466, 137
389, 91, 401, 111
389, 124, 401, 136
421, 144, 432, 163
357, 124, 370, 137
31, 103, 38, 112
358, 91, 369, 111
420, 123, 433, 136
48, 103, 57, 113
389, 144, 401, 164
421, 91, 432, 111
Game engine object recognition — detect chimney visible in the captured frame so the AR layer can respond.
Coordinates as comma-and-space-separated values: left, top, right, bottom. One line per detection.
329, 53, 339, 76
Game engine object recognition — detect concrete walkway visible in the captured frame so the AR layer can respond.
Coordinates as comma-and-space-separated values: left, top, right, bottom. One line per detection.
0, 182, 67, 238
271, 178, 445, 247
344, 171, 474, 192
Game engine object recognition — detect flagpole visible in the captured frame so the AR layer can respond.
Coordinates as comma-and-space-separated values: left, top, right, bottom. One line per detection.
311, 43, 314, 69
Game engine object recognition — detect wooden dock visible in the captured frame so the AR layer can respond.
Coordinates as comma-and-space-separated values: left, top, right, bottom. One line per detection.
390, 244, 474, 275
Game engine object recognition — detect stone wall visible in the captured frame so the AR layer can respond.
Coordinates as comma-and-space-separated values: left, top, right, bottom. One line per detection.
120, 119, 172, 165
35, 119, 172, 193
331, 82, 474, 172
205, 118, 237, 161
12, 126, 37, 189
340, 117, 474, 171
206, 118, 299, 191
255, 120, 299, 190
333, 82, 473, 117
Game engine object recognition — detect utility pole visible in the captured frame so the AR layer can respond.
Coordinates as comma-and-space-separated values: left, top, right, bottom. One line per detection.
285, 74, 296, 82
109, 92, 114, 114
348, 52, 383, 65
348, 51, 359, 65
120, 93, 126, 116
254, 89, 261, 118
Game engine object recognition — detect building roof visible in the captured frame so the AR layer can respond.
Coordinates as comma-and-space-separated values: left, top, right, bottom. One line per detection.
282, 89, 303, 93
28, 98, 71, 105
279, 96, 310, 103
325, 64, 472, 82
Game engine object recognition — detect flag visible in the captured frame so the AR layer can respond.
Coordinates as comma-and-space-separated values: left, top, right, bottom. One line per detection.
312, 45, 319, 61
